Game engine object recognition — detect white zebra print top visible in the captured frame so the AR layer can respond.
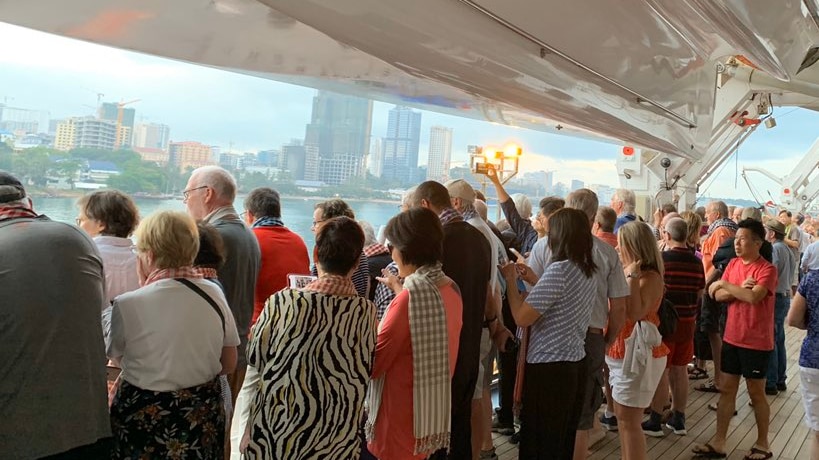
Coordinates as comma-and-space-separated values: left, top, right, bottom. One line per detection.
246, 288, 377, 459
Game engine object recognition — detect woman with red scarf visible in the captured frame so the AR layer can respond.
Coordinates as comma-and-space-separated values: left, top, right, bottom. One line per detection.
106, 211, 240, 459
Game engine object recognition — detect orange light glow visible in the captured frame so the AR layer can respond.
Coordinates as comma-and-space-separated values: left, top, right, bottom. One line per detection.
623, 146, 635, 156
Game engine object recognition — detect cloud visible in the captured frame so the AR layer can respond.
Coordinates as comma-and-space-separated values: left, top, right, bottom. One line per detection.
2, 21, 819, 201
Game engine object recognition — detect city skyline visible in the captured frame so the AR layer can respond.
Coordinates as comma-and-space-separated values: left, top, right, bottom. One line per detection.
2, 22, 819, 199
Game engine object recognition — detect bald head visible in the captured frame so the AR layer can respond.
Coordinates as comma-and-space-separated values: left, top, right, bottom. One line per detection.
191, 166, 237, 204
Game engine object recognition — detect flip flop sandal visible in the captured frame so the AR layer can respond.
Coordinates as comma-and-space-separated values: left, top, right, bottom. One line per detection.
743, 447, 773, 460
691, 443, 727, 458
688, 366, 708, 380
696, 380, 720, 393
707, 403, 737, 416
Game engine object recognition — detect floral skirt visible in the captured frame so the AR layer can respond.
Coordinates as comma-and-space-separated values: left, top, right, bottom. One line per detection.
110, 378, 225, 459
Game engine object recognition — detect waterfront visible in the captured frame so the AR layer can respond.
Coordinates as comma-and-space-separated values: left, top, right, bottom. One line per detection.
34, 196, 406, 242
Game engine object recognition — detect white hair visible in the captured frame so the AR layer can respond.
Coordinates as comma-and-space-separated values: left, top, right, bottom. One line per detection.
193, 166, 237, 202
401, 186, 417, 208
359, 220, 377, 246
613, 188, 636, 213
474, 199, 489, 222
511, 193, 532, 219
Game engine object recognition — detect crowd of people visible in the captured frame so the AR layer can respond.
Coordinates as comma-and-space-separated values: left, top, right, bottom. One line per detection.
1, 165, 818, 460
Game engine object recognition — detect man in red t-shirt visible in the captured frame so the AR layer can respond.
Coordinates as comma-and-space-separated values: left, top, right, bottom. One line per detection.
693, 219, 776, 460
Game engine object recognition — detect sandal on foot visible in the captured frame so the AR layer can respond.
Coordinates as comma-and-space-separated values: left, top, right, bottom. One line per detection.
688, 366, 708, 380
743, 447, 773, 460
707, 403, 737, 416
696, 380, 720, 393
692, 443, 727, 458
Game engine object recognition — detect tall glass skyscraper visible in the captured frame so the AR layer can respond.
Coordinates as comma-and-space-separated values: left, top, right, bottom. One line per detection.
303, 91, 373, 185
426, 126, 453, 182
382, 106, 422, 185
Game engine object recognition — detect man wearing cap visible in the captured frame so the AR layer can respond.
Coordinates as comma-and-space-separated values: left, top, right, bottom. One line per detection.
764, 218, 795, 395
0, 171, 111, 458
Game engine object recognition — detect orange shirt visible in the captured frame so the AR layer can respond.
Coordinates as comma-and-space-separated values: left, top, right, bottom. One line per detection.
701, 226, 735, 275
368, 283, 463, 460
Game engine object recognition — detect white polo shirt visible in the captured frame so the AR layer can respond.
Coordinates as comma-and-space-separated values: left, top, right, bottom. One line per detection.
107, 278, 240, 392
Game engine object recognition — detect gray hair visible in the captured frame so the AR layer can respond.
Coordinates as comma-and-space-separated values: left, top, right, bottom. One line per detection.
613, 188, 636, 212
566, 188, 599, 222
193, 166, 237, 202
358, 220, 377, 246
401, 186, 417, 208
665, 217, 688, 243
474, 199, 488, 222
709, 200, 729, 219
511, 193, 532, 219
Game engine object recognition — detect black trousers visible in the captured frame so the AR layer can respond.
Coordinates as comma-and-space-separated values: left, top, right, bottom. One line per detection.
519, 359, 587, 460
497, 295, 519, 426
40, 437, 112, 460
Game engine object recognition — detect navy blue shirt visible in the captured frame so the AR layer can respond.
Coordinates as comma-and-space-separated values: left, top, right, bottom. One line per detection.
797, 271, 819, 369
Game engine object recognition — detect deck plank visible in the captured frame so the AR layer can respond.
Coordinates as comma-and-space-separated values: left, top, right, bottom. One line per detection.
490, 327, 810, 459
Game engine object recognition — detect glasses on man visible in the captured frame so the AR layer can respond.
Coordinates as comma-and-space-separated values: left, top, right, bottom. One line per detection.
182, 185, 208, 200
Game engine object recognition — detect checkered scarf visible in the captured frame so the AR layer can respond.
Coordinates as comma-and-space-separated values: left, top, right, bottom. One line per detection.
251, 216, 284, 228
367, 262, 451, 454
707, 217, 738, 236
302, 274, 357, 297
0, 205, 38, 222
195, 267, 218, 279
363, 243, 390, 258
142, 266, 203, 286
438, 207, 463, 226
460, 204, 478, 222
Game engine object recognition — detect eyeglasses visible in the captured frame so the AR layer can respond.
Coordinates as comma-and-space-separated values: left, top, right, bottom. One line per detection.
75, 217, 83, 226
387, 243, 394, 253
182, 185, 208, 200
311, 219, 325, 228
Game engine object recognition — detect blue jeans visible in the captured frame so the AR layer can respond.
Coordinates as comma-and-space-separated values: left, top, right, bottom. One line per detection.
767, 293, 790, 388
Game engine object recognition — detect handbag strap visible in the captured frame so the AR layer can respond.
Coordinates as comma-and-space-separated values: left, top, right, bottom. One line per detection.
175, 278, 225, 334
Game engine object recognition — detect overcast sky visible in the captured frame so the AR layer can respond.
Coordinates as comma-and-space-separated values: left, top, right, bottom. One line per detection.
1, 21, 817, 200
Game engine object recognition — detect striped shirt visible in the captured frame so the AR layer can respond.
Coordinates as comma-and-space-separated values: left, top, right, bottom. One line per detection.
662, 247, 705, 320
526, 260, 595, 363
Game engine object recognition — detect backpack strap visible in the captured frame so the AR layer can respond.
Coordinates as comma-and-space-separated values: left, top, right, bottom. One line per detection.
175, 278, 225, 334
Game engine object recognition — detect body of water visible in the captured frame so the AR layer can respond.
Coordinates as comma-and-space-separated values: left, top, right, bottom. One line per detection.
34, 196, 406, 243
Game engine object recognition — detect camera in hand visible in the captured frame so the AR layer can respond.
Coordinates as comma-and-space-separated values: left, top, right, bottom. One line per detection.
473, 162, 494, 175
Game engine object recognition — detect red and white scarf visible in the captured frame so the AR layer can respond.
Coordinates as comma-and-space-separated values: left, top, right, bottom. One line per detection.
302, 274, 357, 297
363, 243, 390, 258
142, 266, 203, 286
0, 205, 38, 222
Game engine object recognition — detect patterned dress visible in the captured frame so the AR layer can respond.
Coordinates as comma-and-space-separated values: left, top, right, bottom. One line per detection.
247, 288, 376, 459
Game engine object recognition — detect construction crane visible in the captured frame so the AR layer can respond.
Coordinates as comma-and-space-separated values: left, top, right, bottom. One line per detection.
115, 99, 140, 148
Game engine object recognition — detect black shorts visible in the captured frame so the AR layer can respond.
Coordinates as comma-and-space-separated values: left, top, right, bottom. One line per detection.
698, 294, 722, 334
721, 342, 771, 379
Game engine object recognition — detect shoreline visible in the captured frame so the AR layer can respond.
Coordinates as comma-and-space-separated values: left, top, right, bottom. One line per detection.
30, 189, 401, 204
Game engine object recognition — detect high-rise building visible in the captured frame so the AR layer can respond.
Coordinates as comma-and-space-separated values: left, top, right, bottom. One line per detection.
99, 102, 137, 148
571, 179, 584, 191
257, 149, 280, 167
54, 117, 117, 151
0, 104, 47, 134
545, 171, 554, 194
169, 141, 215, 171
426, 126, 453, 182
382, 106, 422, 185
282, 143, 307, 180
368, 138, 384, 177
132, 123, 170, 150
303, 91, 372, 185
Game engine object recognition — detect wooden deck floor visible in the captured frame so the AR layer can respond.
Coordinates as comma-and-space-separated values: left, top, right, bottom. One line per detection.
492, 327, 813, 459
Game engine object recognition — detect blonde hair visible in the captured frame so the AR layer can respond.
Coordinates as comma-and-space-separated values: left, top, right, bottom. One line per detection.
680, 211, 702, 248
135, 211, 200, 269
617, 222, 664, 276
